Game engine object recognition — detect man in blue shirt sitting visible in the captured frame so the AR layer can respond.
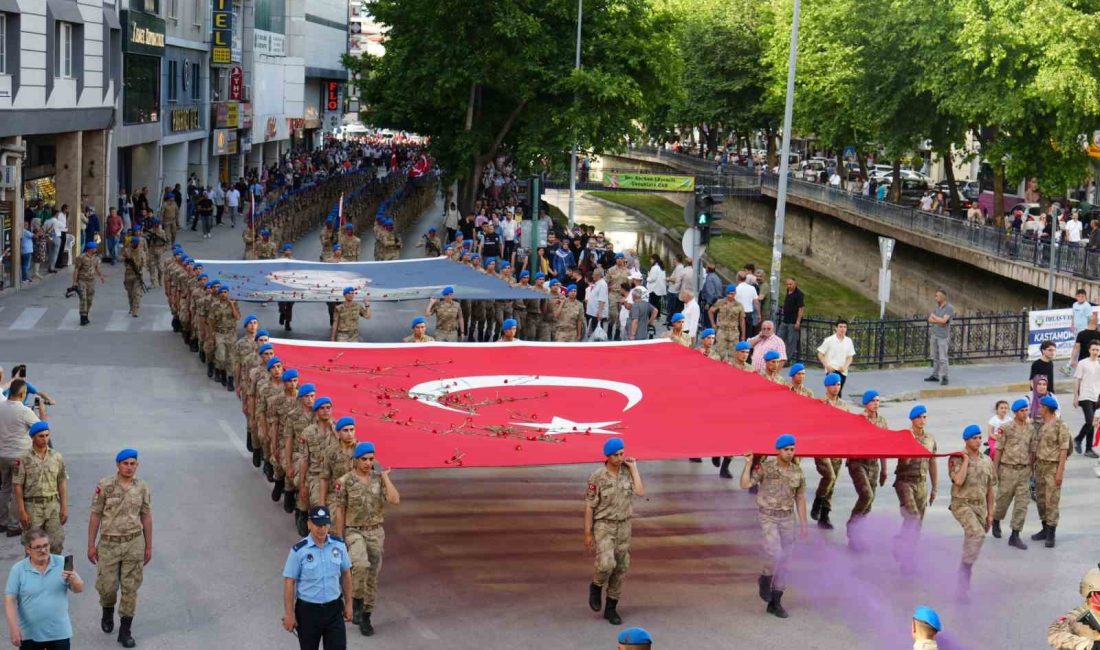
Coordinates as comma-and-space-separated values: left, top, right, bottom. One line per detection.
283, 506, 352, 650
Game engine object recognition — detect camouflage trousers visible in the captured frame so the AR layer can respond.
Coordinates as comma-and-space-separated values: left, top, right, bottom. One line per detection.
758, 509, 795, 590
268, 418, 286, 481
949, 499, 987, 564
214, 331, 235, 371
21, 498, 64, 553
435, 330, 459, 342
994, 463, 1031, 531
347, 525, 385, 607
96, 534, 145, 617
592, 519, 631, 599
146, 252, 163, 287
334, 331, 360, 343
78, 281, 95, 316
1035, 460, 1062, 526
847, 460, 880, 517
124, 277, 143, 315
299, 475, 323, 512
555, 328, 580, 343
537, 322, 553, 342
813, 458, 843, 506
716, 333, 739, 362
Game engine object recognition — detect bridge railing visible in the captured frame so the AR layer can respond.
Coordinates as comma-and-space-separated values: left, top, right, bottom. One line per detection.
794, 313, 1029, 368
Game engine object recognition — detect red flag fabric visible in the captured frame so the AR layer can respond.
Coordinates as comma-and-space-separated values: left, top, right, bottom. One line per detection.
269, 339, 933, 469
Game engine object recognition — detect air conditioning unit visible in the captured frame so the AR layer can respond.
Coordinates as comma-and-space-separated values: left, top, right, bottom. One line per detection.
0, 165, 16, 189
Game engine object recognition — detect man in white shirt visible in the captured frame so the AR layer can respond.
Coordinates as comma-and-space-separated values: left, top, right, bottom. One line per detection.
816, 319, 857, 396
918, 194, 933, 212
585, 268, 609, 335
666, 258, 685, 324
680, 256, 696, 296
734, 272, 759, 336
1073, 338, 1100, 458
0, 380, 39, 536
225, 186, 241, 227
44, 210, 67, 273
679, 289, 700, 339
1063, 212, 1083, 244
501, 214, 517, 260
210, 184, 226, 226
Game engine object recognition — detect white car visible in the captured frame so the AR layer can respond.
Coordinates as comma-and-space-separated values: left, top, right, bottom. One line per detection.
800, 160, 827, 181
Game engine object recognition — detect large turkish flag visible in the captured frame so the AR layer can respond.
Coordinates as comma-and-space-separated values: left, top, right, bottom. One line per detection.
268, 339, 933, 469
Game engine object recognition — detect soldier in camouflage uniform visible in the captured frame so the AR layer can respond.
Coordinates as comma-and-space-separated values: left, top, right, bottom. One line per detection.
787, 363, 814, 397
893, 405, 938, 572
709, 285, 746, 361
403, 316, 435, 343
321, 417, 359, 506
1047, 564, 1100, 650
269, 368, 300, 505
331, 287, 372, 342
320, 220, 336, 260
212, 287, 241, 388
665, 313, 692, 346
846, 390, 889, 551
242, 219, 256, 260
13, 421, 68, 553
698, 328, 721, 360
605, 256, 630, 340
232, 316, 260, 402
1031, 395, 1070, 548
144, 218, 168, 287
741, 434, 807, 619
991, 398, 1033, 549
287, 383, 317, 531
72, 241, 106, 326
122, 236, 146, 318
760, 350, 787, 385
427, 287, 463, 342
297, 397, 337, 532
731, 341, 753, 371
339, 223, 362, 261
331, 440, 401, 636
510, 271, 531, 336
255, 357, 285, 482
949, 425, 994, 602
421, 228, 443, 257
811, 373, 850, 529
585, 438, 644, 626
554, 285, 586, 343
245, 344, 276, 468
538, 279, 557, 342
89, 448, 152, 648
255, 229, 278, 260
199, 281, 220, 378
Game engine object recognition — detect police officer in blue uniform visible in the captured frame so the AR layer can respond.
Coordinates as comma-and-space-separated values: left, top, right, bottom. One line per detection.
282, 506, 353, 649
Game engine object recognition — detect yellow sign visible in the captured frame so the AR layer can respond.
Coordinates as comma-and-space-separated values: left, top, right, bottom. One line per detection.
602, 172, 695, 192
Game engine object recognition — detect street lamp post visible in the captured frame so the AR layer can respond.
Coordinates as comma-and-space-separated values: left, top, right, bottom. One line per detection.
567, 0, 583, 229
768, 0, 801, 323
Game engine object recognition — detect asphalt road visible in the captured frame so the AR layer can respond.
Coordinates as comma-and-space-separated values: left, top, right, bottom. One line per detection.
0, 198, 1096, 649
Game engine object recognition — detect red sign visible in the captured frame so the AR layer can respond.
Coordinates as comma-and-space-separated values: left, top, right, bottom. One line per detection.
326, 81, 340, 111
266, 339, 932, 469
229, 66, 243, 101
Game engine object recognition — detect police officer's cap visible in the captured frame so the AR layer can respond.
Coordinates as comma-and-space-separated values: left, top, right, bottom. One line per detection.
912, 605, 941, 632
308, 506, 331, 526
788, 363, 805, 377
1011, 398, 1029, 412
862, 390, 880, 405
763, 350, 780, 362
28, 421, 49, 437
909, 404, 927, 420
354, 442, 375, 458
962, 424, 982, 441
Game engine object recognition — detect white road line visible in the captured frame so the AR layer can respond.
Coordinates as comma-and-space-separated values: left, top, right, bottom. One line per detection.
9, 307, 46, 330
387, 600, 440, 640
151, 311, 173, 332
218, 418, 250, 460
58, 309, 81, 330
105, 309, 131, 331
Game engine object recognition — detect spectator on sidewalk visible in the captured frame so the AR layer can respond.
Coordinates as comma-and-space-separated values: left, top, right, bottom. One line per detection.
925, 290, 955, 386
734, 272, 760, 337
816, 319, 856, 397
666, 256, 685, 323
645, 255, 666, 317
43, 209, 66, 274
20, 225, 32, 283
1072, 339, 1100, 458
748, 321, 787, 373
0, 380, 39, 538
680, 289, 700, 340
699, 263, 722, 329
104, 208, 123, 264
1065, 289, 1094, 374
1030, 341, 1057, 395
1068, 314, 1100, 377
4, 529, 84, 649
778, 278, 804, 360
627, 288, 657, 341
585, 268, 609, 335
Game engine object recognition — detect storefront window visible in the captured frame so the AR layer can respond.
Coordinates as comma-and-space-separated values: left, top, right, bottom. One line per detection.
123, 55, 160, 124
254, 0, 285, 34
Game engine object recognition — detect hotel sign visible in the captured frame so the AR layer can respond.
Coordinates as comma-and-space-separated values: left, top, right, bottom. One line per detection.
170, 107, 201, 132
212, 0, 233, 65
121, 10, 166, 57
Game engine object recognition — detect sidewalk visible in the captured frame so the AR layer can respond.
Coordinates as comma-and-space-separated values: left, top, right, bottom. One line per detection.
800, 360, 1034, 404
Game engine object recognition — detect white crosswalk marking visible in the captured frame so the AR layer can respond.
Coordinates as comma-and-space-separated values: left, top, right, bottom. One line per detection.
143, 310, 173, 332
58, 309, 81, 330
105, 309, 131, 331
9, 307, 46, 330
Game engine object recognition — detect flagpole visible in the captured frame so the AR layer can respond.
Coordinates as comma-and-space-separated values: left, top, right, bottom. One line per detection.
251, 196, 257, 257
338, 193, 345, 229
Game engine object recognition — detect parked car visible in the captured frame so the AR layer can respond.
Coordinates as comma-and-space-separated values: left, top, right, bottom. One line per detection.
800, 159, 828, 182
935, 179, 980, 202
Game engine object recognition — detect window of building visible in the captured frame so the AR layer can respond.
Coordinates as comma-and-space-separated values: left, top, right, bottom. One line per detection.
0, 15, 6, 74
131, 0, 159, 13
56, 22, 73, 78
168, 0, 178, 19
166, 59, 177, 101
254, 0, 285, 34
191, 60, 200, 100
123, 54, 160, 124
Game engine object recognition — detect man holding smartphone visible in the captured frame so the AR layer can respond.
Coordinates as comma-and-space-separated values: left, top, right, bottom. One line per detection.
4, 529, 84, 649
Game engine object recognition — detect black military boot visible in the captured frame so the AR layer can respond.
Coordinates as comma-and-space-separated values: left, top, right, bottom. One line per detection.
190, 338, 199, 352
991, 519, 1002, 538
1008, 530, 1028, 550
767, 590, 789, 618
359, 610, 374, 636
603, 597, 622, 625
263, 460, 275, 482
251, 449, 262, 468
207, 362, 215, 378
118, 615, 136, 648
589, 583, 602, 611
245, 430, 254, 453
171, 317, 180, 332
817, 506, 834, 530
101, 606, 115, 633
226, 375, 235, 392
1045, 525, 1056, 548
711, 457, 721, 467
219, 369, 228, 386
689, 458, 703, 463
719, 457, 733, 479
352, 598, 364, 625
199, 349, 207, 363
296, 510, 309, 537
810, 496, 823, 521
283, 489, 297, 514
758, 574, 773, 601
1031, 523, 1049, 541
271, 478, 285, 502
80, 314, 89, 326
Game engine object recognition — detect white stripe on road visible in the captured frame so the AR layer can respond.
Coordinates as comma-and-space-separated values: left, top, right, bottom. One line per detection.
150, 311, 173, 332
58, 309, 81, 330
9, 307, 46, 330
218, 418, 250, 460
105, 310, 131, 331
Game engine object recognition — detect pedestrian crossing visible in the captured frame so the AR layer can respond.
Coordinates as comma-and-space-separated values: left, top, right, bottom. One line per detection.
0, 305, 175, 333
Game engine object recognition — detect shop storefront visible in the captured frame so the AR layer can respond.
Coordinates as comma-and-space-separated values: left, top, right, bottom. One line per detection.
117, 8, 165, 202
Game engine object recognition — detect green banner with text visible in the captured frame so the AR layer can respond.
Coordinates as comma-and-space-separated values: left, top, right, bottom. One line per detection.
601, 172, 695, 192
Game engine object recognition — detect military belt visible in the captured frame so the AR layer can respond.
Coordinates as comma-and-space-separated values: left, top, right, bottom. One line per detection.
1036, 459, 1061, 465
346, 523, 383, 532
101, 531, 143, 543
758, 507, 794, 517
24, 495, 57, 504
999, 462, 1029, 469
950, 497, 985, 507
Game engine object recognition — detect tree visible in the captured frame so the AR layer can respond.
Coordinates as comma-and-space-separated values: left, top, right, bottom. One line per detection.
345, 0, 679, 210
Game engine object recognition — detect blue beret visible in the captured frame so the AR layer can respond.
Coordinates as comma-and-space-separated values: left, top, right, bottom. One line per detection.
204, 280, 216, 289
823, 372, 842, 386
567, 284, 578, 293
332, 243, 342, 251
618, 628, 652, 644
1011, 398, 1029, 412
132, 224, 142, 231
535, 272, 546, 280
913, 606, 941, 632
266, 357, 282, 369
411, 316, 426, 328
354, 442, 375, 458
260, 229, 270, 236
500, 262, 510, 270
282, 243, 293, 251
130, 236, 141, 242
441, 286, 454, 296
549, 279, 560, 287
254, 329, 270, 341
615, 253, 625, 259
29, 421, 49, 437
862, 390, 880, 405
519, 270, 530, 278
735, 341, 751, 352
258, 343, 274, 355
115, 448, 138, 463
700, 328, 716, 338
962, 424, 982, 440
503, 318, 518, 330
217, 286, 229, 294
788, 363, 806, 377
242, 314, 258, 326
297, 383, 316, 397
775, 433, 796, 449
312, 397, 332, 411
1040, 395, 1059, 410
281, 368, 298, 381
470, 254, 480, 260
670, 313, 684, 323
85, 241, 98, 250
725, 283, 736, 294
909, 404, 927, 420
763, 350, 780, 361
343, 286, 356, 295
603, 438, 624, 456
335, 416, 355, 430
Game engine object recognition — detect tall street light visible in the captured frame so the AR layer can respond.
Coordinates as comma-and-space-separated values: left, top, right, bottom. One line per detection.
769, 0, 801, 323
567, 0, 583, 229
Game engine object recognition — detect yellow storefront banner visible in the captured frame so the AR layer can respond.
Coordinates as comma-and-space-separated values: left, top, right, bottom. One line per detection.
602, 172, 695, 192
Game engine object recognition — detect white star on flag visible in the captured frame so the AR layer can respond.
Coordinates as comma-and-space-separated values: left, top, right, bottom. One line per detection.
511, 416, 620, 436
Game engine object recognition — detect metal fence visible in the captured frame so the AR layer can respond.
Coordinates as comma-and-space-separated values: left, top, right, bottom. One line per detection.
793, 313, 1028, 368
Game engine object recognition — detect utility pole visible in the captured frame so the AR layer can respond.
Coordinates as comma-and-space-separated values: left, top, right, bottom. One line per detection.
768, 0, 801, 323
567, 0, 583, 229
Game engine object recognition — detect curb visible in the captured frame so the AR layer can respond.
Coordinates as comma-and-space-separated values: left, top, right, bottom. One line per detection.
876, 381, 1033, 404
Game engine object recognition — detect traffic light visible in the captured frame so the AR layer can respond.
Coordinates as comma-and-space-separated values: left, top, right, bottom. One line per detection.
694, 194, 720, 244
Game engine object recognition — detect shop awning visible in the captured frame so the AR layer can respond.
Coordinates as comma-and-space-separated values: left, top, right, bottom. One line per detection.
48, 0, 85, 24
